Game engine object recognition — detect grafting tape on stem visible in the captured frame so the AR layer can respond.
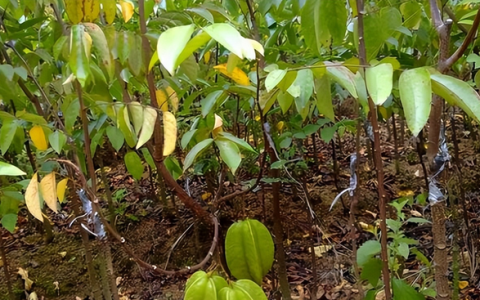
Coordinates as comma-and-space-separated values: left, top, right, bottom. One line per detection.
69, 189, 106, 239
428, 122, 450, 204
330, 153, 358, 211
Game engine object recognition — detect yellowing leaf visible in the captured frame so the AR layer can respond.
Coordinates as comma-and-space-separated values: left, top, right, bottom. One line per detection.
163, 111, 177, 156
100, 0, 117, 24
40, 172, 58, 213
57, 178, 69, 204
25, 173, 43, 222
166, 87, 178, 112
120, 0, 134, 22
136, 107, 157, 149
213, 114, 223, 137
83, 0, 101, 22
344, 57, 360, 73
128, 102, 144, 135
64, 0, 84, 24
29, 125, 49, 151
201, 192, 212, 200
459, 281, 469, 289
156, 89, 169, 112
214, 64, 250, 86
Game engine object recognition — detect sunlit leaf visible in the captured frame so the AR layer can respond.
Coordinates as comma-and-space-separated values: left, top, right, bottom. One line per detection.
214, 64, 250, 86
325, 62, 358, 98
40, 172, 58, 213
128, 102, 144, 135
157, 25, 195, 75
117, 106, 137, 148
25, 173, 43, 222
83, 0, 100, 22
163, 111, 177, 156
430, 73, 480, 122
29, 125, 49, 151
136, 107, 157, 149
0, 161, 26, 176
366, 63, 393, 105
100, 0, 116, 24
265, 69, 287, 92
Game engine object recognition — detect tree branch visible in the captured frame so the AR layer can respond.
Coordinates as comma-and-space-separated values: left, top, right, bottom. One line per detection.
429, 0, 444, 29
442, 7, 480, 72
445, 6, 468, 34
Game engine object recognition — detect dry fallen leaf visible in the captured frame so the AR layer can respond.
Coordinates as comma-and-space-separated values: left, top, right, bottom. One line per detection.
310, 245, 333, 257
18, 267, 34, 291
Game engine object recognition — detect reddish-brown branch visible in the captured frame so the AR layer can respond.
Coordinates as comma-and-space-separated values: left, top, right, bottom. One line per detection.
356, 0, 391, 299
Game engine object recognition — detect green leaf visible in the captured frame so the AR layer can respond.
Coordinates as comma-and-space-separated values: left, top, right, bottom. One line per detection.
0, 64, 14, 81
177, 32, 212, 68
399, 68, 431, 137
407, 217, 431, 224
430, 73, 480, 122
136, 107, 157, 149
181, 129, 198, 149
106, 125, 125, 152
325, 62, 358, 98
290, 69, 314, 118
201, 90, 224, 117
215, 138, 241, 174
217, 132, 256, 152
1, 214, 17, 233
392, 278, 425, 300
63, 99, 80, 133
69, 24, 91, 87
400, 1, 422, 29
357, 240, 381, 266
186, 7, 214, 23
118, 106, 137, 148
0, 119, 18, 154
265, 69, 287, 92
128, 102, 144, 135
85, 23, 114, 81
366, 63, 393, 105
16, 111, 48, 125
0, 161, 26, 176
164, 157, 182, 180
183, 138, 214, 171
398, 242, 410, 259
277, 90, 294, 114
48, 131, 67, 154
359, 7, 402, 61
360, 258, 382, 286
124, 151, 144, 181
320, 126, 336, 144
157, 24, 195, 75
225, 219, 274, 285
184, 271, 225, 300
315, 75, 334, 121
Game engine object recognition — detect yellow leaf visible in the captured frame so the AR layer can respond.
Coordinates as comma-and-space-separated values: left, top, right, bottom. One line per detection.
64, 0, 84, 24
276, 121, 284, 132
100, 0, 116, 24
166, 86, 178, 112
459, 281, 469, 289
204, 51, 211, 63
254, 115, 260, 121
156, 89, 169, 112
29, 125, 49, 151
163, 111, 177, 156
57, 178, 69, 204
201, 192, 212, 200
40, 172, 58, 213
120, 0, 134, 22
83, 0, 100, 22
83, 31, 93, 58
25, 173, 43, 222
214, 64, 250, 86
